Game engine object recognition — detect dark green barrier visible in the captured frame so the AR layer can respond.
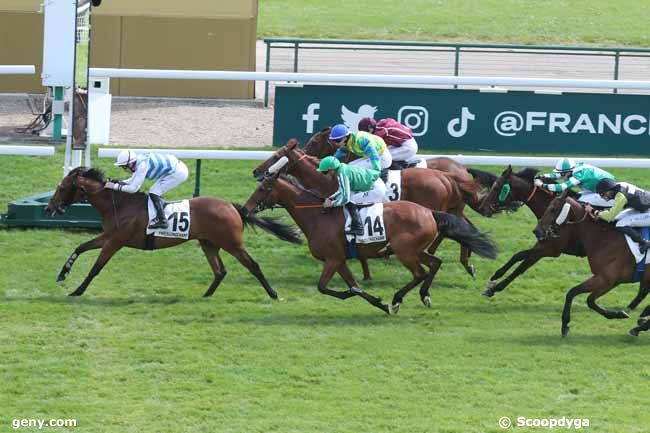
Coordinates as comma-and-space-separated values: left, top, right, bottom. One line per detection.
273, 85, 650, 154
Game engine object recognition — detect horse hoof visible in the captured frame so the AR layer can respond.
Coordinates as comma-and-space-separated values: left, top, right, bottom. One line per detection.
485, 280, 497, 290
391, 303, 401, 314
482, 289, 494, 298
68, 291, 83, 297
638, 317, 649, 326
466, 265, 476, 278
422, 296, 432, 308
56, 274, 66, 283
629, 327, 640, 337
561, 326, 570, 337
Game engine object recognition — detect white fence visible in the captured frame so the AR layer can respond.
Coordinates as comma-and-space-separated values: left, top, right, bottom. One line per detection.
0, 146, 55, 156
89, 68, 650, 91
98, 148, 650, 168
0, 65, 36, 75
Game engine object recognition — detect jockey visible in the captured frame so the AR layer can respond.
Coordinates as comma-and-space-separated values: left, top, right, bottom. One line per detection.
358, 117, 418, 169
104, 150, 189, 229
330, 124, 392, 172
317, 156, 386, 236
590, 177, 650, 252
535, 158, 616, 207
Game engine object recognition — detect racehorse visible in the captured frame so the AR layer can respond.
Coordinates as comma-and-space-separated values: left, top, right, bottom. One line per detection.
243, 167, 498, 314
533, 190, 646, 336
302, 127, 498, 200
45, 167, 301, 298
253, 139, 485, 278
478, 166, 589, 298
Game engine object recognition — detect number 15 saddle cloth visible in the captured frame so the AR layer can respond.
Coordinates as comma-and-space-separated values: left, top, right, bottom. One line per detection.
146, 198, 191, 239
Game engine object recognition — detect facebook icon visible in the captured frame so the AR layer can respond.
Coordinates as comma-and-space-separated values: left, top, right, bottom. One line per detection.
302, 103, 320, 133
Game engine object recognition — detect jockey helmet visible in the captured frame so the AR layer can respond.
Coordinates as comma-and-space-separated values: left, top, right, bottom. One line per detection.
317, 156, 342, 172
554, 158, 575, 174
329, 124, 350, 141
115, 150, 137, 166
596, 177, 617, 194
358, 117, 377, 132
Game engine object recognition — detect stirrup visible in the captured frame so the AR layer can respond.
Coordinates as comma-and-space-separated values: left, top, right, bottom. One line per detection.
345, 225, 364, 236
148, 217, 168, 229
640, 242, 650, 254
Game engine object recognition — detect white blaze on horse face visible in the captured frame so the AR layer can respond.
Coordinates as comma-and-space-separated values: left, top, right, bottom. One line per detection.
555, 202, 571, 225
268, 156, 289, 174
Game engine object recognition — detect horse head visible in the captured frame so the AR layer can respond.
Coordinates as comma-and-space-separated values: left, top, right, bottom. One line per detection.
533, 189, 584, 241
46, 167, 107, 217
244, 169, 284, 214
479, 165, 525, 216
253, 139, 320, 181
304, 127, 335, 159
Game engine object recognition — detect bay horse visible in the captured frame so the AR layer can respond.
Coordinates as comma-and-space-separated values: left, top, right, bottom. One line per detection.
303, 126, 498, 201
253, 139, 484, 278
478, 166, 589, 298
45, 167, 301, 298
533, 190, 645, 336
243, 168, 497, 314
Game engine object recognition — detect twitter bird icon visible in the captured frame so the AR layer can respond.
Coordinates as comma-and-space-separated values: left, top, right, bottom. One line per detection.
341, 104, 378, 131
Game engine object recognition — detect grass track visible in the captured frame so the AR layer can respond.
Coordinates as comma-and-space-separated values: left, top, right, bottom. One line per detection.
258, 0, 650, 46
2, 150, 650, 432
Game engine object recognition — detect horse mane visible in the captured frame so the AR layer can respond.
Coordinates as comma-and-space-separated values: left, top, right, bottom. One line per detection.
280, 174, 325, 201
83, 168, 106, 183
515, 167, 539, 181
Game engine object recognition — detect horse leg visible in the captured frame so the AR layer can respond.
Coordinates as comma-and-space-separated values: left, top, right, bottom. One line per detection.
629, 304, 650, 336
586, 283, 630, 320
318, 260, 391, 314
418, 252, 443, 308
627, 282, 650, 310
57, 234, 106, 282
229, 247, 278, 300
459, 216, 475, 277
390, 254, 428, 313
359, 258, 372, 281
338, 263, 391, 312
561, 281, 592, 337
483, 252, 542, 298
484, 249, 532, 292
199, 240, 227, 298
426, 235, 443, 256
68, 241, 122, 296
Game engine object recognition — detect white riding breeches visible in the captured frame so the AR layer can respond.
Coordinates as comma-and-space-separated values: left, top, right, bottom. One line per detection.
349, 150, 393, 170
578, 191, 614, 208
388, 138, 418, 162
149, 161, 189, 196
350, 179, 387, 205
615, 208, 650, 227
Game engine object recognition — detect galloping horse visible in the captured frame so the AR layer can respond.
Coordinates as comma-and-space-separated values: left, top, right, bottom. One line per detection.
478, 166, 588, 298
533, 190, 648, 336
303, 127, 498, 201
243, 167, 497, 314
45, 167, 301, 298
253, 139, 484, 278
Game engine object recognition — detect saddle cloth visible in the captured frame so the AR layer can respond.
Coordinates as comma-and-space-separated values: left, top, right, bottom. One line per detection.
146, 198, 191, 239
623, 227, 650, 282
344, 203, 387, 244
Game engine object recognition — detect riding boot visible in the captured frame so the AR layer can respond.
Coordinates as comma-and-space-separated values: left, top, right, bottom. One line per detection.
380, 168, 389, 183
389, 160, 408, 170
148, 194, 168, 229
345, 202, 364, 236
617, 226, 650, 253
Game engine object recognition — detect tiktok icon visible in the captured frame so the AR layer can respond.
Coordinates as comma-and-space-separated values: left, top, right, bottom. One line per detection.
447, 106, 476, 138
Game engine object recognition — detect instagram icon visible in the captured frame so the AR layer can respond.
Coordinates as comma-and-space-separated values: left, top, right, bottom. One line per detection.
397, 106, 429, 136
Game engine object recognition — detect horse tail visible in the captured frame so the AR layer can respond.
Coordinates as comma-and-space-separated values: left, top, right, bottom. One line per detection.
467, 168, 498, 189
432, 211, 498, 259
232, 203, 302, 245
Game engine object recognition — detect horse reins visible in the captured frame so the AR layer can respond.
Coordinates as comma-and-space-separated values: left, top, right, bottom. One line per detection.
526, 184, 554, 202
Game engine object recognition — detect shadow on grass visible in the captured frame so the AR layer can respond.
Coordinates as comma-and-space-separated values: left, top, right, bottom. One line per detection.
2, 294, 206, 307
225, 311, 399, 327
471, 330, 650, 347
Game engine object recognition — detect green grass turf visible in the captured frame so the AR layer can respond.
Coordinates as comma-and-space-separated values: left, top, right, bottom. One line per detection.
258, 0, 650, 47
2, 149, 650, 432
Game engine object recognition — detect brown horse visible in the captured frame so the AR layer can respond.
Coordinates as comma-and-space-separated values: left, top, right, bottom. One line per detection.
243, 169, 497, 314
253, 139, 485, 278
533, 190, 645, 336
303, 127, 497, 198
45, 167, 301, 298
478, 166, 590, 298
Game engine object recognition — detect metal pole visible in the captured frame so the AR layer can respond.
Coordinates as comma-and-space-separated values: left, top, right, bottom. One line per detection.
293, 42, 299, 73
264, 42, 271, 107
53, 87, 64, 140
193, 159, 202, 197
613, 50, 620, 94
454, 47, 460, 89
